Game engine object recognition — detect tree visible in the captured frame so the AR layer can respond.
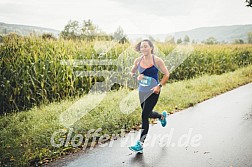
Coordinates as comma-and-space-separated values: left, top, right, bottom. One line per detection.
60, 19, 112, 41
81, 19, 112, 41
204, 37, 218, 45
177, 38, 182, 44
0, 35, 3, 43
42, 33, 56, 40
60, 20, 80, 39
183, 35, 190, 43
81, 19, 98, 37
192, 40, 197, 44
113, 26, 124, 41
234, 39, 244, 44
248, 32, 252, 44
246, 0, 252, 7
113, 26, 128, 43
165, 35, 175, 44
148, 36, 156, 42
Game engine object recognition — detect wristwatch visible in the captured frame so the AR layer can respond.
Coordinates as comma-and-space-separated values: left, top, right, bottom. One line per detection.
158, 83, 162, 88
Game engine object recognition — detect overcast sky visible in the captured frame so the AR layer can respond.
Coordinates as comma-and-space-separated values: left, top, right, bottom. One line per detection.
0, 0, 251, 34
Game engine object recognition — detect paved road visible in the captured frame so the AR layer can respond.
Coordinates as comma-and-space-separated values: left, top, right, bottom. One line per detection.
46, 83, 252, 167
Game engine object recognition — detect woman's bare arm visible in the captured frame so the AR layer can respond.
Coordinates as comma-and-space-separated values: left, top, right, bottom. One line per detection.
156, 57, 169, 86
130, 57, 141, 76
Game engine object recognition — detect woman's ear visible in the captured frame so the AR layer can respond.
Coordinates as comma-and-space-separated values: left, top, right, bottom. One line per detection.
151, 47, 154, 53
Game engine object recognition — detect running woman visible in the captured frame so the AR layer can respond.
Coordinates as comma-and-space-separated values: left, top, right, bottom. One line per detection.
129, 39, 170, 153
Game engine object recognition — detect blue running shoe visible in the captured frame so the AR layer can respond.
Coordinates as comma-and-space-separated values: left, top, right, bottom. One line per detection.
129, 140, 143, 153
159, 111, 167, 127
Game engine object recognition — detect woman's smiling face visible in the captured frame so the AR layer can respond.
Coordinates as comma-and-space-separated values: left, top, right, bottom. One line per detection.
140, 41, 153, 56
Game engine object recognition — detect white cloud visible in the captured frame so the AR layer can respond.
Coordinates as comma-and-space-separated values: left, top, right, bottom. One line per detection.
0, 0, 251, 34
112, 0, 196, 16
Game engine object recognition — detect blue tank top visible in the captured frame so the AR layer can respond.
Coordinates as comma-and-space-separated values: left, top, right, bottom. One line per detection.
138, 55, 159, 92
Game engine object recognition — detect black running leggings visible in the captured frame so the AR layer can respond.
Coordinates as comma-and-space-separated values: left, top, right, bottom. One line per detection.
139, 91, 162, 143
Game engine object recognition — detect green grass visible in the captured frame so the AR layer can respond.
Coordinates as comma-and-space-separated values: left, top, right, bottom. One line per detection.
1, 65, 252, 166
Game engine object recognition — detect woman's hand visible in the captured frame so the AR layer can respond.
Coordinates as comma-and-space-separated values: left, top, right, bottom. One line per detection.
151, 85, 161, 94
137, 74, 144, 81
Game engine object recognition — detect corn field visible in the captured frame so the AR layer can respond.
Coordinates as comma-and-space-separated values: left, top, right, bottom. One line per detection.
1, 34, 252, 113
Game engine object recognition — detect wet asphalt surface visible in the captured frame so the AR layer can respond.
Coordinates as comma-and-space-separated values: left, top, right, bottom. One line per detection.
46, 83, 252, 167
